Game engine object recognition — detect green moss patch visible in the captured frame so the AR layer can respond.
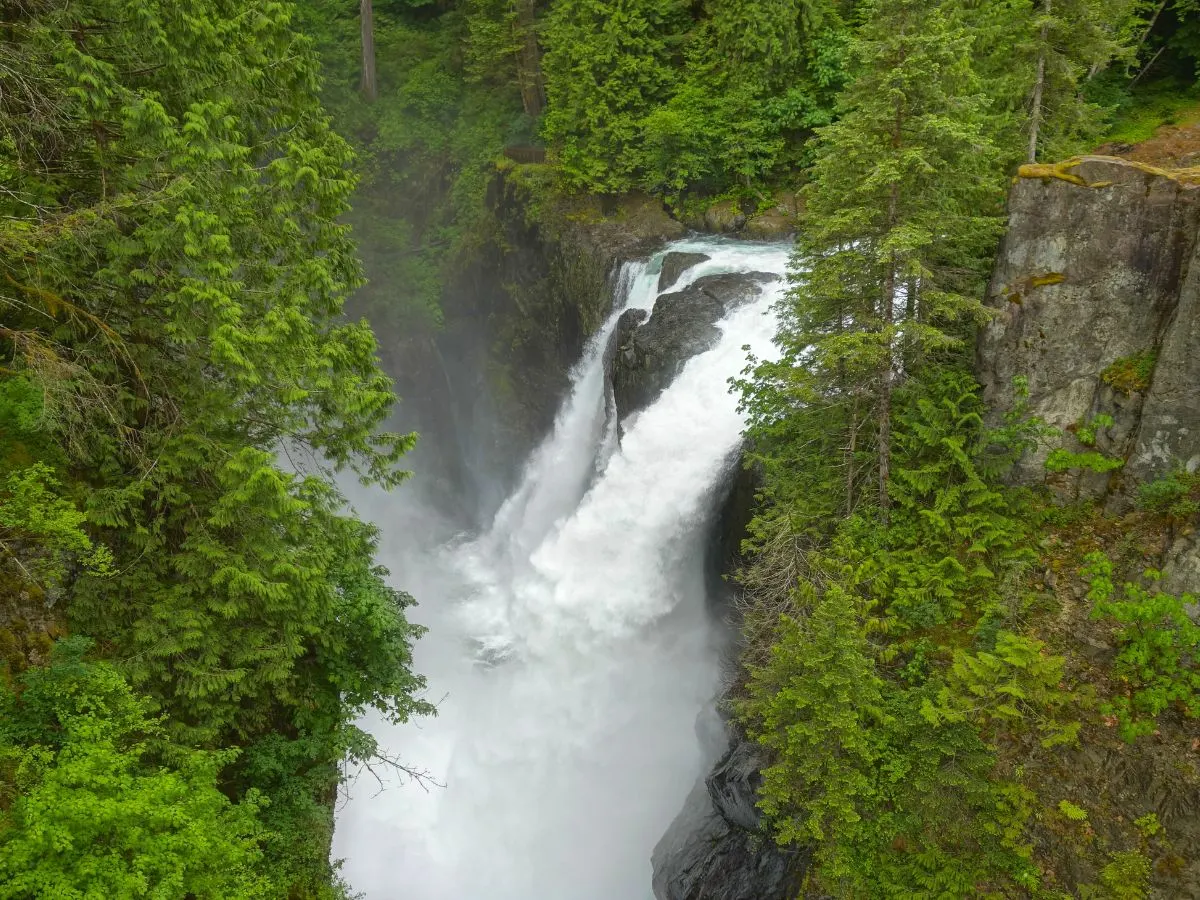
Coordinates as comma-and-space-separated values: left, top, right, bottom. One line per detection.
1102, 349, 1158, 395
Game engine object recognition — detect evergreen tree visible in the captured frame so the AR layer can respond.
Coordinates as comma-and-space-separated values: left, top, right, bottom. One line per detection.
705, 0, 845, 91
541, 0, 689, 190
1, 0, 433, 892
966, 0, 1133, 163
464, 0, 546, 115
757, 0, 1004, 521
743, 583, 884, 852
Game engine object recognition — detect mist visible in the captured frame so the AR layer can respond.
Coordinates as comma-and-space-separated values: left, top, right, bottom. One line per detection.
332, 240, 790, 899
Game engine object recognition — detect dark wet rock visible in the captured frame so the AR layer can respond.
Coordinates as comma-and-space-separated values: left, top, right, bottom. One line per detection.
652, 736, 806, 900
705, 449, 761, 605
706, 736, 772, 832
606, 272, 777, 423
611, 291, 723, 420
659, 252, 711, 292
690, 272, 779, 308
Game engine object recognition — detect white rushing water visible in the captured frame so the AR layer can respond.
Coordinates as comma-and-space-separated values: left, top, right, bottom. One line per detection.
334, 238, 790, 900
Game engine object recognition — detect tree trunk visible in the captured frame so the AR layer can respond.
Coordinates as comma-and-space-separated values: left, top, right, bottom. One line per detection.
360, 0, 377, 102
514, 0, 545, 117
1028, 0, 1050, 164
879, 250, 895, 521
903, 275, 918, 372
846, 396, 858, 518
1134, 0, 1169, 59
879, 97, 902, 522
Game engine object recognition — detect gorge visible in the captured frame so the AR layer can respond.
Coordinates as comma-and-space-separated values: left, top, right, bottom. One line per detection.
338, 154, 1200, 900
8, 3, 1200, 898
334, 240, 791, 899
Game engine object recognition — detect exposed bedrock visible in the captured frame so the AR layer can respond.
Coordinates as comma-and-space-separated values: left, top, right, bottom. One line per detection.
977, 156, 1200, 596
651, 730, 808, 900
606, 272, 779, 424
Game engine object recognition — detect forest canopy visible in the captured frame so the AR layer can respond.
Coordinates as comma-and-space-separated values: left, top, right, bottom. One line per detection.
4, 0, 1200, 896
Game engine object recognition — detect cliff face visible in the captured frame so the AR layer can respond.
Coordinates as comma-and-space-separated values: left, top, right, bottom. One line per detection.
978, 156, 1200, 594
978, 157, 1200, 498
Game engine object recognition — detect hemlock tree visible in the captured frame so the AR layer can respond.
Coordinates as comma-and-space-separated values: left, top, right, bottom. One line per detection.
964, 0, 1133, 163
1023, 0, 1131, 161
751, 0, 1004, 523
639, 0, 850, 192
705, 0, 848, 92
465, 0, 547, 116
361, 0, 378, 100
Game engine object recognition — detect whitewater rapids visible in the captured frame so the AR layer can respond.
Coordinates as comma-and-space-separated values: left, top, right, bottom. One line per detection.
334, 238, 790, 900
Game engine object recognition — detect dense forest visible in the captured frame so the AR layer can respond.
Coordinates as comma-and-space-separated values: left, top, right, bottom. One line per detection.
3, 0, 1200, 897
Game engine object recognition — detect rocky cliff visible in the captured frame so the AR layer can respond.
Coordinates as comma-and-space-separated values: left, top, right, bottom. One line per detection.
978, 155, 1200, 593
979, 157, 1200, 494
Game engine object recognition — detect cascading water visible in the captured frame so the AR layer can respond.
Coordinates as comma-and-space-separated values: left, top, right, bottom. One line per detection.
334, 238, 791, 900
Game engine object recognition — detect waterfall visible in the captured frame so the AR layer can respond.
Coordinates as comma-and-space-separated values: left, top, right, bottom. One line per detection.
333, 238, 791, 900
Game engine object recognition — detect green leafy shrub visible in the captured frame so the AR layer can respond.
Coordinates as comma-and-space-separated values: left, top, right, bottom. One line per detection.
1084, 553, 1200, 740
741, 583, 1039, 895
1045, 448, 1124, 474
924, 631, 1080, 749
861, 371, 1038, 632
0, 639, 272, 899
1059, 799, 1089, 822
0, 463, 113, 593
1099, 849, 1151, 900
1137, 469, 1200, 522
1076, 413, 1115, 447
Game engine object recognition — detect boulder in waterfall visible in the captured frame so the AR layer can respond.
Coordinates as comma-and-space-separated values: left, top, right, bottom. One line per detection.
743, 212, 793, 240
607, 271, 779, 422
703, 199, 748, 233
658, 252, 711, 292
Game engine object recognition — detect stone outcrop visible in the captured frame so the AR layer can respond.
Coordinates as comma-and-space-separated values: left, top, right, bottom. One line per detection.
680, 193, 800, 240
977, 157, 1200, 513
607, 272, 779, 422
652, 731, 806, 900
703, 199, 748, 233
659, 251, 711, 291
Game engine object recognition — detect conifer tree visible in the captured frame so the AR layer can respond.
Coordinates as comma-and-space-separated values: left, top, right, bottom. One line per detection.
756, 0, 1004, 521
541, 0, 689, 190
966, 0, 1132, 163
1, 1, 433, 891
